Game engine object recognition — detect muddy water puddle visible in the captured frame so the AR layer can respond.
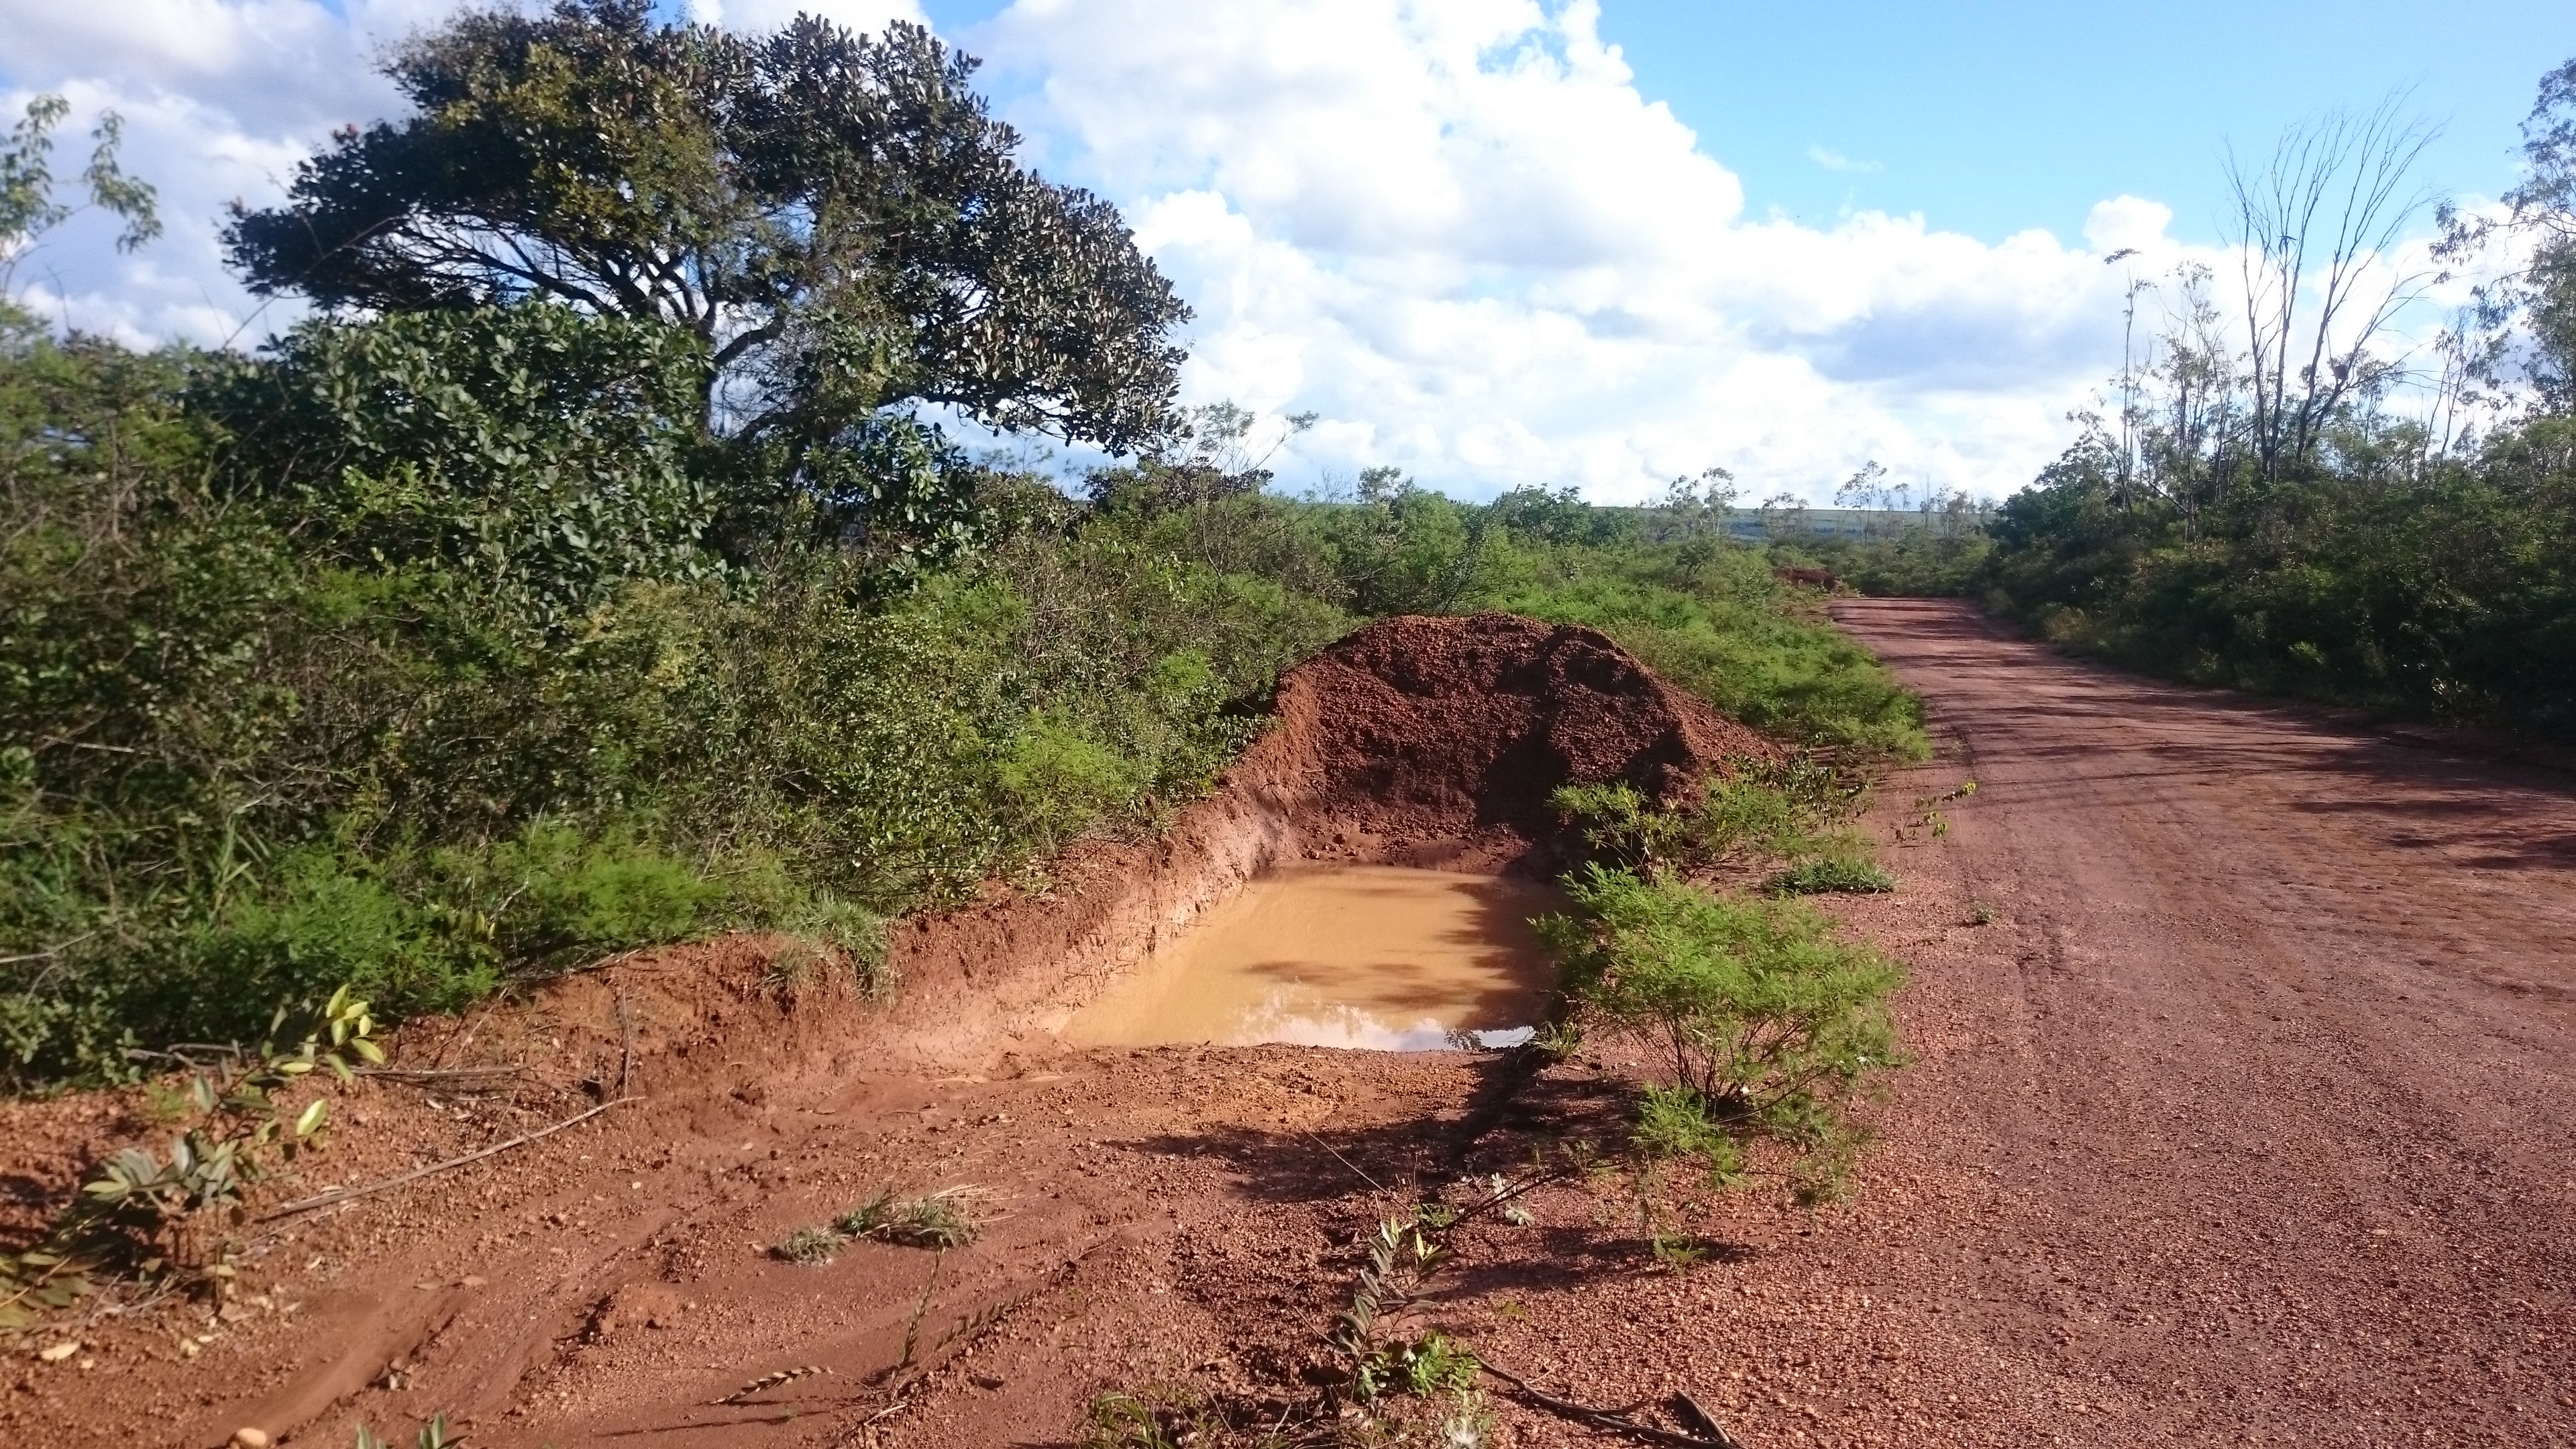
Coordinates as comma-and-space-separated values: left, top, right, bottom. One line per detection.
1065, 864, 1564, 1051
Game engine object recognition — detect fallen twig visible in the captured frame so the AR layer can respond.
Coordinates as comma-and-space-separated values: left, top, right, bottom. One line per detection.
257, 1097, 641, 1220
714, 1364, 824, 1405
1297, 1128, 1384, 1193
616, 986, 635, 1099
356, 1065, 523, 1082
1480, 1362, 1743, 1449
1670, 1391, 1746, 1449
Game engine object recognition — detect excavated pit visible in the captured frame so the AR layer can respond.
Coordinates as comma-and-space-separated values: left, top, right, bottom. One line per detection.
1059, 863, 1566, 1051
880, 611, 1780, 1062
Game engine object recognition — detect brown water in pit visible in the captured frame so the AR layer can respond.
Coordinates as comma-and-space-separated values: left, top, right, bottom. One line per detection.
1063, 864, 1564, 1051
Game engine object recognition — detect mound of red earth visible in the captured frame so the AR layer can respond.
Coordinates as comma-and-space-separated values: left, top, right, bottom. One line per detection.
1247, 612, 1778, 845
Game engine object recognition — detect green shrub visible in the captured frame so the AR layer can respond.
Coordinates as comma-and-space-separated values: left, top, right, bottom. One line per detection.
1487, 561, 1927, 759
1691, 755, 1862, 863
1548, 781, 1687, 875
1552, 758, 1878, 888
1767, 857, 1898, 895
1540, 865, 1904, 1202
478, 825, 719, 959
200, 306, 720, 627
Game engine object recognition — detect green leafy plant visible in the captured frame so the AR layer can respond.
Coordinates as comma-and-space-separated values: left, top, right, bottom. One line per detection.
1550, 782, 1687, 876
353, 1413, 455, 1449
1767, 857, 1897, 895
0, 987, 380, 1325
1353, 1331, 1479, 1401
0, 92, 160, 283
1541, 866, 1904, 1203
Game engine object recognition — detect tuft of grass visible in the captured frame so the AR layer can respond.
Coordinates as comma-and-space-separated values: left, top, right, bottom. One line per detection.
775, 1226, 843, 1264
833, 1186, 980, 1250
1081, 1385, 1224, 1449
1768, 857, 1896, 895
354, 1413, 457, 1449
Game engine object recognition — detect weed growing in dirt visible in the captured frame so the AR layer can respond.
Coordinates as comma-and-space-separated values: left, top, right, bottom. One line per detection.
1648, 1228, 1714, 1271
775, 1226, 843, 1264
0, 987, 381, 1325
1353, 1331, 1479, 1400
1968, 902, 2000, 926
835, 1186, 980, 1249
771, 1187, 980, 1267
1767, 857, 1898, 896
352, 1414, 455, 1449
1081, 1384, 1311, 1449
1692, 756, 1862, 863
1541, 866, 1904, 1204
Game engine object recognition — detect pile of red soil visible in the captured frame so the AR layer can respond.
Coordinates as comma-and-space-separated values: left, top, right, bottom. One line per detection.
1246, 612, 1778, 843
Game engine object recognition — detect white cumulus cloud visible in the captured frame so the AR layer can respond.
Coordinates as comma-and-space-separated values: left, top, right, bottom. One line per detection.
967, 0, 2153, 500
3, 0, 2198, 499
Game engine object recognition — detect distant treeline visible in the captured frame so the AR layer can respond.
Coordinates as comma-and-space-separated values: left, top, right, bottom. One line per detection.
1805, 61, 2576, 745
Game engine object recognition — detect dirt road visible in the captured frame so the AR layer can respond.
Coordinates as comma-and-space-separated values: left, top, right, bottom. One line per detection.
1807, 598, 2576, 1444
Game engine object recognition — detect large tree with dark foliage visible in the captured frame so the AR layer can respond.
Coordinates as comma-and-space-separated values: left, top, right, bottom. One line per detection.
227, 0, 1189, 550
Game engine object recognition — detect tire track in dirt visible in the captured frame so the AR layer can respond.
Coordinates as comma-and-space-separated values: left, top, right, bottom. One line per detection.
1823, 598, 2576, 1444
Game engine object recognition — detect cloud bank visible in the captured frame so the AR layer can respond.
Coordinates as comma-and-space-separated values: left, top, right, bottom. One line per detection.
3, 0, 2200, 500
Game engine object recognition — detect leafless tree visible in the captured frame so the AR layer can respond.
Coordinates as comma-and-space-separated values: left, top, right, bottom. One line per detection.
2224, 98, 2440, 486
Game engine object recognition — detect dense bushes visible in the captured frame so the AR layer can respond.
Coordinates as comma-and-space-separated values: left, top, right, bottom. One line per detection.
1975, 58, 2576, 739
5, 288, 1919, 1085
1979, 417, 2576, 739
0, 303, 1352, 1083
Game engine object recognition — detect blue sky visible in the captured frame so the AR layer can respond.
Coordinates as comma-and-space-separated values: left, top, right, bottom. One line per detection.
4, 0, 2569, 500
1595, 0, 2576, 245
918, 0, 2576, 246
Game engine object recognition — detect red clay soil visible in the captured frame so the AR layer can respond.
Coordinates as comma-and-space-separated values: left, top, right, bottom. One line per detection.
1271, 612, 1774, 843
6, 603, 2572, 1448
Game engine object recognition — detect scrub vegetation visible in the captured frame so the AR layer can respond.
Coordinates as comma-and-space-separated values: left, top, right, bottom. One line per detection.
1974, 62, 2576, 741
0, 3, 1919, 1090
1542, 864, 1903, 1206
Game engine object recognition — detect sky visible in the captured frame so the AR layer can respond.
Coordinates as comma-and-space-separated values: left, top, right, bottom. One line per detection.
3, 0, 2571, 502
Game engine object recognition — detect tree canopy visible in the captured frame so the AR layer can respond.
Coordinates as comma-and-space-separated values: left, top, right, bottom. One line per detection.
225, 0, 1187, 458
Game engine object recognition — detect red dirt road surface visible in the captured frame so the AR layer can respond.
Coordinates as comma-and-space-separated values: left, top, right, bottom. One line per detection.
1815, 598, 2576, 1444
